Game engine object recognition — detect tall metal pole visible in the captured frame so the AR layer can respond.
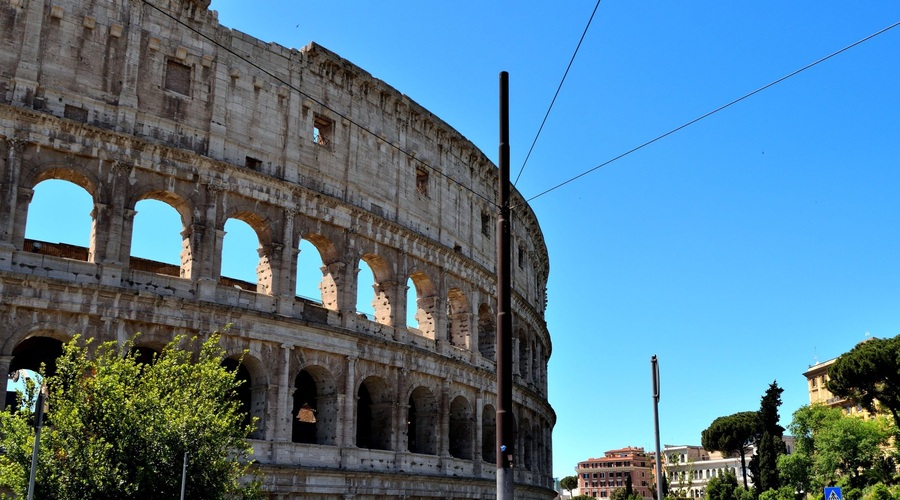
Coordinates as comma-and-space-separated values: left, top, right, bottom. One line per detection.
651, 355, 663, 500
180, 451, 189, 500
26, 386, 46, 500
496, 70, 514, 500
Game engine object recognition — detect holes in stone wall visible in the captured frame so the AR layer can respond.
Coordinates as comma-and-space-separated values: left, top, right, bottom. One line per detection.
131, 199, 183, 274
221, 218, 259, 289
25, 179, 93, 260
312, 114, 332, 148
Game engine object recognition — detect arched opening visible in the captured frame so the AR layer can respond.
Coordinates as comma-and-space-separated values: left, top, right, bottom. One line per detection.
478, 304, 495, 361
295, 239, 324, 303
482, 404, 496, 463
448, 395, 473, 460
130, 346, 159, 365
532, 339, 541, 387
221, 218, 260, 290
355, 259, 376, 321
8, 336, 66, 409
292, 370, 317, 444
356, 376, 391, 450
517, 329, 529, 380
407, 386, 437, 455
523, 417, 533, 471
24, 179, 93, 261
130, 198, 184, 276
406, 271, 435, 338
221, 358, 253, 431
447, 288, 469, 349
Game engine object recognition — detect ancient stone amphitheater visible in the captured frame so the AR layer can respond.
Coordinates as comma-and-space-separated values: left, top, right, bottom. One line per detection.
0, 0, 555, 498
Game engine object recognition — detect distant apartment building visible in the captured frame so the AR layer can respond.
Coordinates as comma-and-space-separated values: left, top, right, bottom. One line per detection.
804, 355, 870, 418
575, 447, 655, 499
663, 445, 749, 499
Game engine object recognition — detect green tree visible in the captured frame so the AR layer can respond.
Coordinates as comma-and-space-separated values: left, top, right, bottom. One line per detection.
827, 335, 900, 432
560, 475, 579, 496
752, 381, 787, 495
0, 334, 262, 499
814, 413, 892, 489
702, 412, 758, 489
706, 470, 740, 500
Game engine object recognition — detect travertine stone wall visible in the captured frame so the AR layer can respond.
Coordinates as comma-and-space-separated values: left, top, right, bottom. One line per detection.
0, 0, 555, 498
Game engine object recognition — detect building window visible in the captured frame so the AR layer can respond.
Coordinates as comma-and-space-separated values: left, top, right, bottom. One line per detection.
245, 156, 262, 170
313, 114, 333, 147
416, 167, 429, 196
481, 212, 491, 238
164, 59, 192, 96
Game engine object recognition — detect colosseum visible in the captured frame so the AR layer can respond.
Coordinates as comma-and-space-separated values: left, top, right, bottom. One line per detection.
0, 0, 555, 498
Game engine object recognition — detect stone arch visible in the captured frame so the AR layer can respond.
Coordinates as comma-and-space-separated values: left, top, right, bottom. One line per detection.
358, 253, 393, 325
9, 335, 66, 377
477, 303, 495, 361
24, 177, 95, 262
356, 375, 392, 450
407, 385, 438, 455
300, 232, 341, 310
482, 403, 496, 463
220, 351, 269, 440
129, 189, 194, 277
27, 164, 99, 197
448, 395, 473, 460
447, 288, 469, 349
407, 270, 435, 338
222, 210, 276, 295
292, 364, 338, 445
2, 322, 77, 355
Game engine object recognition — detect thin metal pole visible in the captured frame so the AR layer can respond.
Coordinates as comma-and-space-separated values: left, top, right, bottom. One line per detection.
26, 386, 46, 500
180, 451, 189, 500
652, 355, 663, 500
496, 70, 514, 500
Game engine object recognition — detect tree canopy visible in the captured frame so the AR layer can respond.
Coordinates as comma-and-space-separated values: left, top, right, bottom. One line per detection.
0, 333, 262, 499
701, 411, 758, 489
780, 404, 895, 494
827, 335, 900, 431
560, 475, 579, 495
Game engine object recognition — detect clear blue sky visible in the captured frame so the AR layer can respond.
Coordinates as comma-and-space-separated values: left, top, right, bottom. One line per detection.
23, 0, 900, 481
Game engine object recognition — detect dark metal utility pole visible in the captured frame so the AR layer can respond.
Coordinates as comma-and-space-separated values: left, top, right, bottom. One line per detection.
496, 71, 514, 500
652, 355, 663, 500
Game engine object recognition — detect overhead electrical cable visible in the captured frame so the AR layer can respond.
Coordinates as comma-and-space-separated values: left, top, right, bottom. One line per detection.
142, 0, 499, 206
514, 0, 603, 186
522, 20, 900, 205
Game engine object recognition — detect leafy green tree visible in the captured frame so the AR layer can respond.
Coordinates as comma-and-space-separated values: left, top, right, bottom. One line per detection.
0, 334, 262, 499
827, 335, 900, 432
702, 412, 758, 489
814, 413, 892, 489
560, 475, 579, 496
706, 470, 740, 500
777, 449, 813, 496
752, 382, 787, 495
758, 486, 795, 500
611, 487, 644, 500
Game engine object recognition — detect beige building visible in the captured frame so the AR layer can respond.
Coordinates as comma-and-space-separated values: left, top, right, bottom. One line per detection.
804, 356, 869, 418
0, 0, 555, 498
575, 447, 655, 499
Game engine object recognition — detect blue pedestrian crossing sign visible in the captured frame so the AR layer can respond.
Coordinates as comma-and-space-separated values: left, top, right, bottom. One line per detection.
825, 487, 842, 500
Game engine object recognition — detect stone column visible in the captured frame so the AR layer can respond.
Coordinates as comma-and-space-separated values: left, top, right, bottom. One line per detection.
0, 355, 14, 411
196, 183, 223, 300
115, 0, 143, 130
274, 344, 293, 443
0, 139, 25, 253
275, 209, 298, 315
439, 377, 451, 458
371, 279, 396, 326
393, 368, 408, 453
11, 0, 46, 105
319, 261, 346, 312
341, 356, 357, 448
473, 392, 483, 475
